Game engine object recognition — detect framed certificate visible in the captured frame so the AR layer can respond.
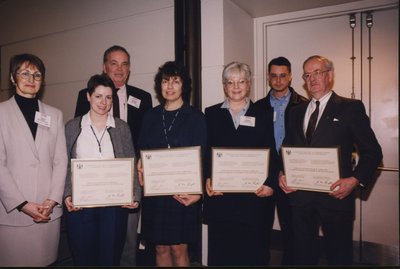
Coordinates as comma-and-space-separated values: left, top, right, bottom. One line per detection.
281, 146, 341, 192
71, 158, 134, 207
140, 146, 203, 196
211, 148, 270, 192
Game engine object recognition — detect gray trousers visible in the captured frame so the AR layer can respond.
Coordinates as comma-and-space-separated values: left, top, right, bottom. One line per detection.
120, 211, 140, 266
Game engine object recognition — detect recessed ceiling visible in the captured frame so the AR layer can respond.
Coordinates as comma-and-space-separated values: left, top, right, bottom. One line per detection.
230, 0, 363, 18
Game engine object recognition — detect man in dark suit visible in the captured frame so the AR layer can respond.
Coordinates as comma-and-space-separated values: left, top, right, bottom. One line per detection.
279, 55, 382, 265
74, 45, 152, 266
255, 56, 308, 265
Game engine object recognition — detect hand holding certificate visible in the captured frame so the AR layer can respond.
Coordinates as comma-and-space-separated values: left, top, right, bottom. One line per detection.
281, 146, 340, 192
71, 158, 134, 207
140, 146, 203, 196
211, 148, 270, 192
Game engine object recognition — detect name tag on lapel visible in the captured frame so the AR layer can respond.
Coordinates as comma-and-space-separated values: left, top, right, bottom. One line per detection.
128, 96, 141, 109
239, 116, 255, 127
34, 111, 51, 127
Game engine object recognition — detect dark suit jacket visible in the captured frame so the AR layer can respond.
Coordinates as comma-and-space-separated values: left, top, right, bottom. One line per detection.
255, 87, 308, 152
74, 84, 152, 157
283, 91, 382, 211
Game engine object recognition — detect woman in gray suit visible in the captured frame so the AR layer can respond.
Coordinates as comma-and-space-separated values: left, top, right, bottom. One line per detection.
63, 74, 141, 266
0, 54, 68, 266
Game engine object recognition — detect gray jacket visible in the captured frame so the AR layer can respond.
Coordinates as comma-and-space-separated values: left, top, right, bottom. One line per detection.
63, 116, 141, 203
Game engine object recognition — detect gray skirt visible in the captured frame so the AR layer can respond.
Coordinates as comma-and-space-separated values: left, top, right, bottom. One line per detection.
0, 218, 61, 266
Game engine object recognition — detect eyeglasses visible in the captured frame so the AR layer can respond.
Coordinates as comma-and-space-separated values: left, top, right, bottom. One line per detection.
16, 71, 43, 81
269, 73, 289, 80
302, 70, 329, 81
225, 79, 248, 88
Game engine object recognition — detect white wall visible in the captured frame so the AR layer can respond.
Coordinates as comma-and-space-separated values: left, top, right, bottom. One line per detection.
0, 0, 175, 122
201, 0, 254, 110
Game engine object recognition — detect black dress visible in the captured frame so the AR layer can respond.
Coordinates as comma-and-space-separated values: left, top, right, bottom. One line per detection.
138, 103, 206, 245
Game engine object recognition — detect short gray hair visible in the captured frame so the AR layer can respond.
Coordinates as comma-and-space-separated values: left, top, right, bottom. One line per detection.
222, 61, 252, 84
303, 55, 334, 71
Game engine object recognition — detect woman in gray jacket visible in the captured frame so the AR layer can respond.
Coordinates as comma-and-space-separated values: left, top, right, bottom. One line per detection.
63, 74, 141, 266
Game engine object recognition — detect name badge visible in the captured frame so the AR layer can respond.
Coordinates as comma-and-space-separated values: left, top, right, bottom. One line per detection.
273, 111, 277, 122
239, 116, 255, 127
128, 96, 141, 109
34, 111, 51, 127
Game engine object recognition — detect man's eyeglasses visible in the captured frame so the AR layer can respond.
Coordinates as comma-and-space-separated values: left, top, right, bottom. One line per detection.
302, 70, 329, 81
269, 73, 289, 80
16, 71, 43, 81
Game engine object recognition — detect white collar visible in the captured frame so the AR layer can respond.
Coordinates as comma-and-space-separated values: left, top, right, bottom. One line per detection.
81, 112, 116, 129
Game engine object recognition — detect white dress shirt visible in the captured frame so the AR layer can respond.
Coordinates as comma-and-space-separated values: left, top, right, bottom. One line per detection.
303, 91, 332, 135
116, 84, 128, 122
76, 112, 116, 159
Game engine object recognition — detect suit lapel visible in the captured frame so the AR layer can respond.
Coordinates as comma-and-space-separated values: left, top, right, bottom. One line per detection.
126, 86, 135, 120
10, 98, 39, 159
297, 104, 308, 143
34, 101, 45, 152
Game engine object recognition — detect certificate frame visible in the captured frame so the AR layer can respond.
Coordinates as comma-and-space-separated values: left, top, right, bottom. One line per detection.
281, 146, 341, 193
71, 158, 134, 207
211, 147, 270, 193
140, 146, 203, 196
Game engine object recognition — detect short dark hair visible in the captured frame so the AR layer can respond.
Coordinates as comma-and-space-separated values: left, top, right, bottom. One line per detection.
86, 74, 116, 96
154, 61, 192, 104
103, 45, 130, 64
9, 53, 46, 84
268, 56, 291, 73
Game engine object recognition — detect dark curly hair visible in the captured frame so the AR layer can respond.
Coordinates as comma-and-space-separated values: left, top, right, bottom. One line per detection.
154, 61, 192, 104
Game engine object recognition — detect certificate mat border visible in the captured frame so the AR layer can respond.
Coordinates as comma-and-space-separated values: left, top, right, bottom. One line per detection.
281, 146, 340, 193
71, 158, 134, 207
140, 146, 203, 196
211, 147, 270, 193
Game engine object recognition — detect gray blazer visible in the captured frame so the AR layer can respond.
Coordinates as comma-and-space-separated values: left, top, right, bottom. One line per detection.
64, 116, 141, 203
0, 96, 68, 225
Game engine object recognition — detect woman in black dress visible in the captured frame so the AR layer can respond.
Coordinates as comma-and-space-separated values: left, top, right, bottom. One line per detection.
138, 61, 206, 266
203, 61, 279, 266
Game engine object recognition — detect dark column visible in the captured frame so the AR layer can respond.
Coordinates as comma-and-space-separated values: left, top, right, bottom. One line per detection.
175, 0, 202, 110
175, 3, 202, 265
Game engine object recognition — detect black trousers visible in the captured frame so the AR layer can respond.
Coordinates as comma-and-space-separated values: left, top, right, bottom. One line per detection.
291, 204, 354, 265
275, 187, 295, 265
65, 207, 128, 266
207, 220, 271, 266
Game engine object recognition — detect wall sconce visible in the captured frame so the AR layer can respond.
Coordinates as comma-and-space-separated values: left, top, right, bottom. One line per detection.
349, 14, 356, 29
366, 13, 373, 28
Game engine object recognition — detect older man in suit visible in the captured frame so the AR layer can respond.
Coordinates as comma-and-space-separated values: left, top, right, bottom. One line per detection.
74, 45, 152, 266
279, 55, 382, 265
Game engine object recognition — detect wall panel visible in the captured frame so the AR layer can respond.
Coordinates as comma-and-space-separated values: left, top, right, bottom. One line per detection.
0, 0, 174, 121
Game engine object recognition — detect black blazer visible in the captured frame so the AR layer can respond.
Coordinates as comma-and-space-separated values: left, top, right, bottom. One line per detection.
203, 101, 279, 224
74, 84, 153, 157
283, 91, 383, 211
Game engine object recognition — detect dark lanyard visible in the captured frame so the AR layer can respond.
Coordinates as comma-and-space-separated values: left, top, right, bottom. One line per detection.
162, 108, 180, 148
90, 125, 107, 153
